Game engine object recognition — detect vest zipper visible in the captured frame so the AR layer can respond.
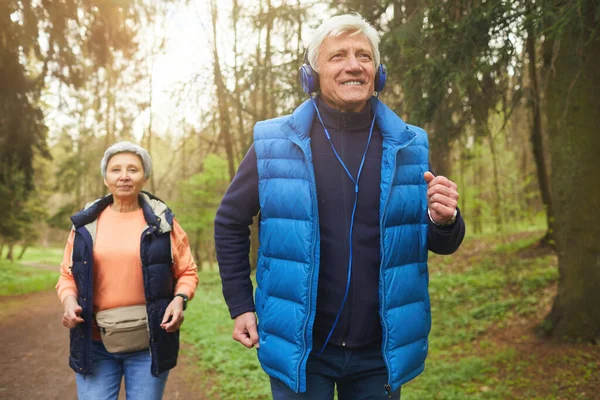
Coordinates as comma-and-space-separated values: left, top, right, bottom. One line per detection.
379, 134, 416, 394
384, 383, 392, 398
85, 230, 94, 375
295, 146, 319, 393
379, 149, 396, 396
142, 225, 160, 376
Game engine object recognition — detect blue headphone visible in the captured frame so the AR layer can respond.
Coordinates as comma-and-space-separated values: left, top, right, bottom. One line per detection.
299, 52, 387, 94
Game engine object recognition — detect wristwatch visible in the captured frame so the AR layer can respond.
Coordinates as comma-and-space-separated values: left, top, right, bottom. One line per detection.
428, 208, 458, 227
175, 293, 188, 310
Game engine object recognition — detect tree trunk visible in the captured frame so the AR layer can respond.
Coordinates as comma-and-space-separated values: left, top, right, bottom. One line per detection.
486, 128, 503, 232
210, 0, 236, 181
543, 0, 600, 342
472, 148, 483, 234
6, 243, 14, 262
146, 59, 156, 193
525, 3, 554, 247
193, 229, 203, 272
264, 0, 273, 118
17, 244, 29, 260
428, 139, 452, 178
232, 0, 247, 157
204, 240, 214, 271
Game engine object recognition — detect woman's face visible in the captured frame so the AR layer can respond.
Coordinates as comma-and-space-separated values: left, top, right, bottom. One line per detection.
103, 152, 147, 200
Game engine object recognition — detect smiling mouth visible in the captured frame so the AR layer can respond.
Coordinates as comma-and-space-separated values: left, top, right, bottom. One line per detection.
341, 80, 364, 86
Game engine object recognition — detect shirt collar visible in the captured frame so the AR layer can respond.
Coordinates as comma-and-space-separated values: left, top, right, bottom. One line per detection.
316, 96, 373, 132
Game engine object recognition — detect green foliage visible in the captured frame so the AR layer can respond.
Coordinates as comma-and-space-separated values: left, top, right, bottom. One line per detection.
170, 154, 231, 267
456, 127, 547, 235
173, 154, 230, 236
0, 152, 53, 250
0, 259, 59, 296
2, 0, 163, 249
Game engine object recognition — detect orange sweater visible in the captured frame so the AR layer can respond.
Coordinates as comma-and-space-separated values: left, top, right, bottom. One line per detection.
56, 207, 199, 311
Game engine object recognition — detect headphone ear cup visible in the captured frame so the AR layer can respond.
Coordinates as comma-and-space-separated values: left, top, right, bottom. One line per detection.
374, 63, 387, 92
299, 64, 319, 94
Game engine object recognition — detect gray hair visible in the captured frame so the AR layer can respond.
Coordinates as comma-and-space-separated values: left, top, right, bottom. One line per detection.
307, 13, 380, 73
100, 141, 152, 180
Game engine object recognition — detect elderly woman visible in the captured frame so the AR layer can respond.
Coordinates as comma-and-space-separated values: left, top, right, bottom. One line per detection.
56, 141, 198, 400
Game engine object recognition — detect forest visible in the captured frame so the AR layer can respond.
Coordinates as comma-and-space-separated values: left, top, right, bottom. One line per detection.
1, 0, 599, 398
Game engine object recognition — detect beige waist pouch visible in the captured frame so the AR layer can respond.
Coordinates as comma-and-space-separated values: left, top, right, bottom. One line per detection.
96, 305, 149, 353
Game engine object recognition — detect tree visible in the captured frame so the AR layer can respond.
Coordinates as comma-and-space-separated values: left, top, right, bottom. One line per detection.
0, 1, 51, 236
525, 0, 555, 246
542, 0, 600, 342
174, 155, 230, 270
210, 0, 236, 181
2, 0, 158, 247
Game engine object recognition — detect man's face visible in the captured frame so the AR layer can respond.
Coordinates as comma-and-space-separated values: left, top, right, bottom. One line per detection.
316, 32, 376, 113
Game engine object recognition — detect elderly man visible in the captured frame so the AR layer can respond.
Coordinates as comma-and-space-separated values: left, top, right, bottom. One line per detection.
215, 13, 465, 399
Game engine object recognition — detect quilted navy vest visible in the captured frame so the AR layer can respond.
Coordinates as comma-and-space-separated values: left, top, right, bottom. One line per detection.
253, 97, 430, 393
68, 192, 178, 377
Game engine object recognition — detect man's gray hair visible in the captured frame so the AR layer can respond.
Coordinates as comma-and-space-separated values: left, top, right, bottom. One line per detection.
100, 141, 152, 180
307, 13, 380, 73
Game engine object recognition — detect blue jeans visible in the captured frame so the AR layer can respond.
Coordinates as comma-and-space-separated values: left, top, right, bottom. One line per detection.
270, 342, 401, 400
75, 341, 169, 400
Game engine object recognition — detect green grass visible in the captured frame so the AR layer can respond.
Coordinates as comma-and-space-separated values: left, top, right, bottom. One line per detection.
464, 212, 547, 238
0, 258, 59, 296
10, 245, 64, 266
181, 272, 270, 399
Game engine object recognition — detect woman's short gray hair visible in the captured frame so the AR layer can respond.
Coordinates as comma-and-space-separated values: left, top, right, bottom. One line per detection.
307, 13, 380, 72
100, 141, 152, 180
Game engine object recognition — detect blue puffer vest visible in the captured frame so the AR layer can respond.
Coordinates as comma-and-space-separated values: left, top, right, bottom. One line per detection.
68, 192, 179, 377
253, 97, 430, 393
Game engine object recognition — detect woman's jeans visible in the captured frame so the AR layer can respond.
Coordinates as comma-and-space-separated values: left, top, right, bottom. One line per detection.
75, 341, 169, 400
270, 341, 402, 400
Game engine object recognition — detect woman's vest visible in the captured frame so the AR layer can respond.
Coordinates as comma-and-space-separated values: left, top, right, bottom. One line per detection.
68, 192, 177, 377
253, 98, 431, 393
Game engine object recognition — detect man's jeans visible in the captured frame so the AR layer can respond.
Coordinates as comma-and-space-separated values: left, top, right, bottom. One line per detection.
270, 341, 401, 400
75, 341, 169, 400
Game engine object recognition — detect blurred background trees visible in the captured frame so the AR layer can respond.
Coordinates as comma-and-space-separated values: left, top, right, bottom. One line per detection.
1, 0, 598, 341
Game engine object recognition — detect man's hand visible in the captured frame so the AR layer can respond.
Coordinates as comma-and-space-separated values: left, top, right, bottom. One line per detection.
233, 312, 259, 348
62, 295, 84, 328
160, 296, 185, 332
424, 171, 459, 224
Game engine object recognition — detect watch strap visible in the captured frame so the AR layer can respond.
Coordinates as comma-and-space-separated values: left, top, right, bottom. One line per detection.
428, 208, 458, 227
175, 293, 188, 310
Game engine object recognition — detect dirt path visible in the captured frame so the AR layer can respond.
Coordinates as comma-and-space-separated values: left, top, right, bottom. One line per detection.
0, 290, 207, 400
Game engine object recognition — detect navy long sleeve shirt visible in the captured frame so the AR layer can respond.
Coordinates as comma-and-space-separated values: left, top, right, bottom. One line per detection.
214, 98, 465, 348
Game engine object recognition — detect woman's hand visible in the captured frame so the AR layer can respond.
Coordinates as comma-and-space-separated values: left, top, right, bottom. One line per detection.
160, 296, 185, 332
62, 295, 84, 328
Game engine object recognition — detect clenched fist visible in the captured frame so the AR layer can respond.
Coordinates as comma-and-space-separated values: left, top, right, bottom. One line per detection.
424, 171, 459, 225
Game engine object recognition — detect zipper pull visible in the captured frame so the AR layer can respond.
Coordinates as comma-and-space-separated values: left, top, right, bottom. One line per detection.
384, 383, 392, 398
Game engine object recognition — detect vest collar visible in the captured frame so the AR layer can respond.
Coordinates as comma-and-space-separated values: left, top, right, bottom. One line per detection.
282, 96, 417, 147
71, 191, 173, 233
371, 97, 416, 147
